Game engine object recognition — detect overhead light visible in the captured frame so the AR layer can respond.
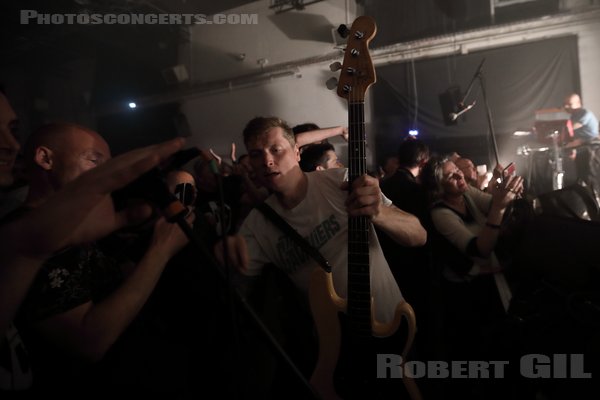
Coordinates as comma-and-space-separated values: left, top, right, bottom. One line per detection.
128, 102, 137, 109
409, 129, 419, 137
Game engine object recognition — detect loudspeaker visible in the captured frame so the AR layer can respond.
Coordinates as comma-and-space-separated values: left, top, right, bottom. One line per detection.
438, 86, 462, 126
162, 64, 189, 85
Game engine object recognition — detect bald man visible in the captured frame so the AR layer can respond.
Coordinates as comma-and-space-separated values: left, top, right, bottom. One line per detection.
23, 123, 111, 206
12, 122, 191, 395
564, 93, 599, 146
0, 110, 186, 395
563, 93, 600, 190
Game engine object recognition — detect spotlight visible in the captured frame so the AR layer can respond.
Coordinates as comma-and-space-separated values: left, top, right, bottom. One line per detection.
128, 102, 137, 109
408, 129, 419, 137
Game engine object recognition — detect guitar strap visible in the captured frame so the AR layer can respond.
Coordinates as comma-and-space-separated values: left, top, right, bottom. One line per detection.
256, 202, 332, 273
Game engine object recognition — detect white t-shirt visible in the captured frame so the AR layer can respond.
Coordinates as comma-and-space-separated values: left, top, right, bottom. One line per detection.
239, 168, 403, 324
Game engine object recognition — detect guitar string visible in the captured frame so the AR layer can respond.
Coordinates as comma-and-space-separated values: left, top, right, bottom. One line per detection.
347, 26, 371, 331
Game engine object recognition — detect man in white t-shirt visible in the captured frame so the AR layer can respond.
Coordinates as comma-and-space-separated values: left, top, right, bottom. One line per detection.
215, 116, 427, 399
221, 116, 427, 324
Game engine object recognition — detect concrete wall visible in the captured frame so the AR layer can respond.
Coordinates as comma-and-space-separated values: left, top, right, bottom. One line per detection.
179, 1, 600, 163
181, 0, 359, 156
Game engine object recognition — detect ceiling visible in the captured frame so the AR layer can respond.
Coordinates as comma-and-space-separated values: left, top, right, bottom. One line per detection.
1, 0, 566, 110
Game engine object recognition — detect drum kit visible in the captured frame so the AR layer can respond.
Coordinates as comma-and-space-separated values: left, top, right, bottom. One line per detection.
516, 108, 573, 193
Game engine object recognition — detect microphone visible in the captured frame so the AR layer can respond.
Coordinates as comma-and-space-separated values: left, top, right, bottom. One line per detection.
450, 102, 476, 121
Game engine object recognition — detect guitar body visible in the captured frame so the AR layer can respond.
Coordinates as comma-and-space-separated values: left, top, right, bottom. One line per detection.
309, 268, 345, 400
309, 268, 421, 400
309, 15, 422, 400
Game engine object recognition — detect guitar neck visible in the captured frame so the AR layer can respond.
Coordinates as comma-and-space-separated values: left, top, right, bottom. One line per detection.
347, 100, 372, 339
347, 102, 369, 181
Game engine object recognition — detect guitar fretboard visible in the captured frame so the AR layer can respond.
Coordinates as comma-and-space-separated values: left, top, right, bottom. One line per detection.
347, 101, 372, 340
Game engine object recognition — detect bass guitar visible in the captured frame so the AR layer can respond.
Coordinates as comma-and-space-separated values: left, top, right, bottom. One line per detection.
308, 15, 422, 400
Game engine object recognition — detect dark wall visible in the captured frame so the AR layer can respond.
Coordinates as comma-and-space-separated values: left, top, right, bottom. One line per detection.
370, 36, 580, 172
97, 103, 182, 156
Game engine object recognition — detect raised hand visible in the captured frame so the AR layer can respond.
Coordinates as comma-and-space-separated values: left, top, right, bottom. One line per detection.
341, 126, 349, 142
230, 142, 237, 163
150, 212, 195, 260
209, 148, 222, 166
1, 138, 186, 260
0, 137, 186, 337
490, 173, 524, 210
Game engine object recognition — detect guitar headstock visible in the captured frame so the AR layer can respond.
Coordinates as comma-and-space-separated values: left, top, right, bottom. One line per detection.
336, 16, 377, 103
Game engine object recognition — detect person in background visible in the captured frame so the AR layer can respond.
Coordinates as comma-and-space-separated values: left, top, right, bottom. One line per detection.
563, 93, 600, 195
380, 138, 430, 217
447, 152, 461, 163
0, 135, 186, 393
299, 142, 343, 172
564, 93, 599, 147
379, 155, 400, 180
10, 123, 191, 396
292, 122, 348, 152
421, 155, 523, 364
455, 157, 490, 191
378, 137, 436, 366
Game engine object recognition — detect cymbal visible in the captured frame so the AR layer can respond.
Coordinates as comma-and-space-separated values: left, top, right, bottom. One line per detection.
517, 145, 549, 156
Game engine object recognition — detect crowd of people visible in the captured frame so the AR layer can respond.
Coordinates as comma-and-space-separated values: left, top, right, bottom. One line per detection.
0, 85, 598, 399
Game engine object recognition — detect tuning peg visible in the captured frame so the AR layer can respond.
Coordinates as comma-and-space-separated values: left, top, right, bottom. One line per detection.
329, 62, 342, 72
337, 24, 349, 38
325, 77, 338, 90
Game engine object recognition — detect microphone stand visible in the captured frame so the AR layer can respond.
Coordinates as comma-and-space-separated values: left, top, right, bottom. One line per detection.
209, 159, 242, 400
175, 163, 321, 400
459, 58, 485, 108
122, 163, 321, 399
172, 212, 322, 400
457, 58, 501, 167
478, 70, 501, 167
